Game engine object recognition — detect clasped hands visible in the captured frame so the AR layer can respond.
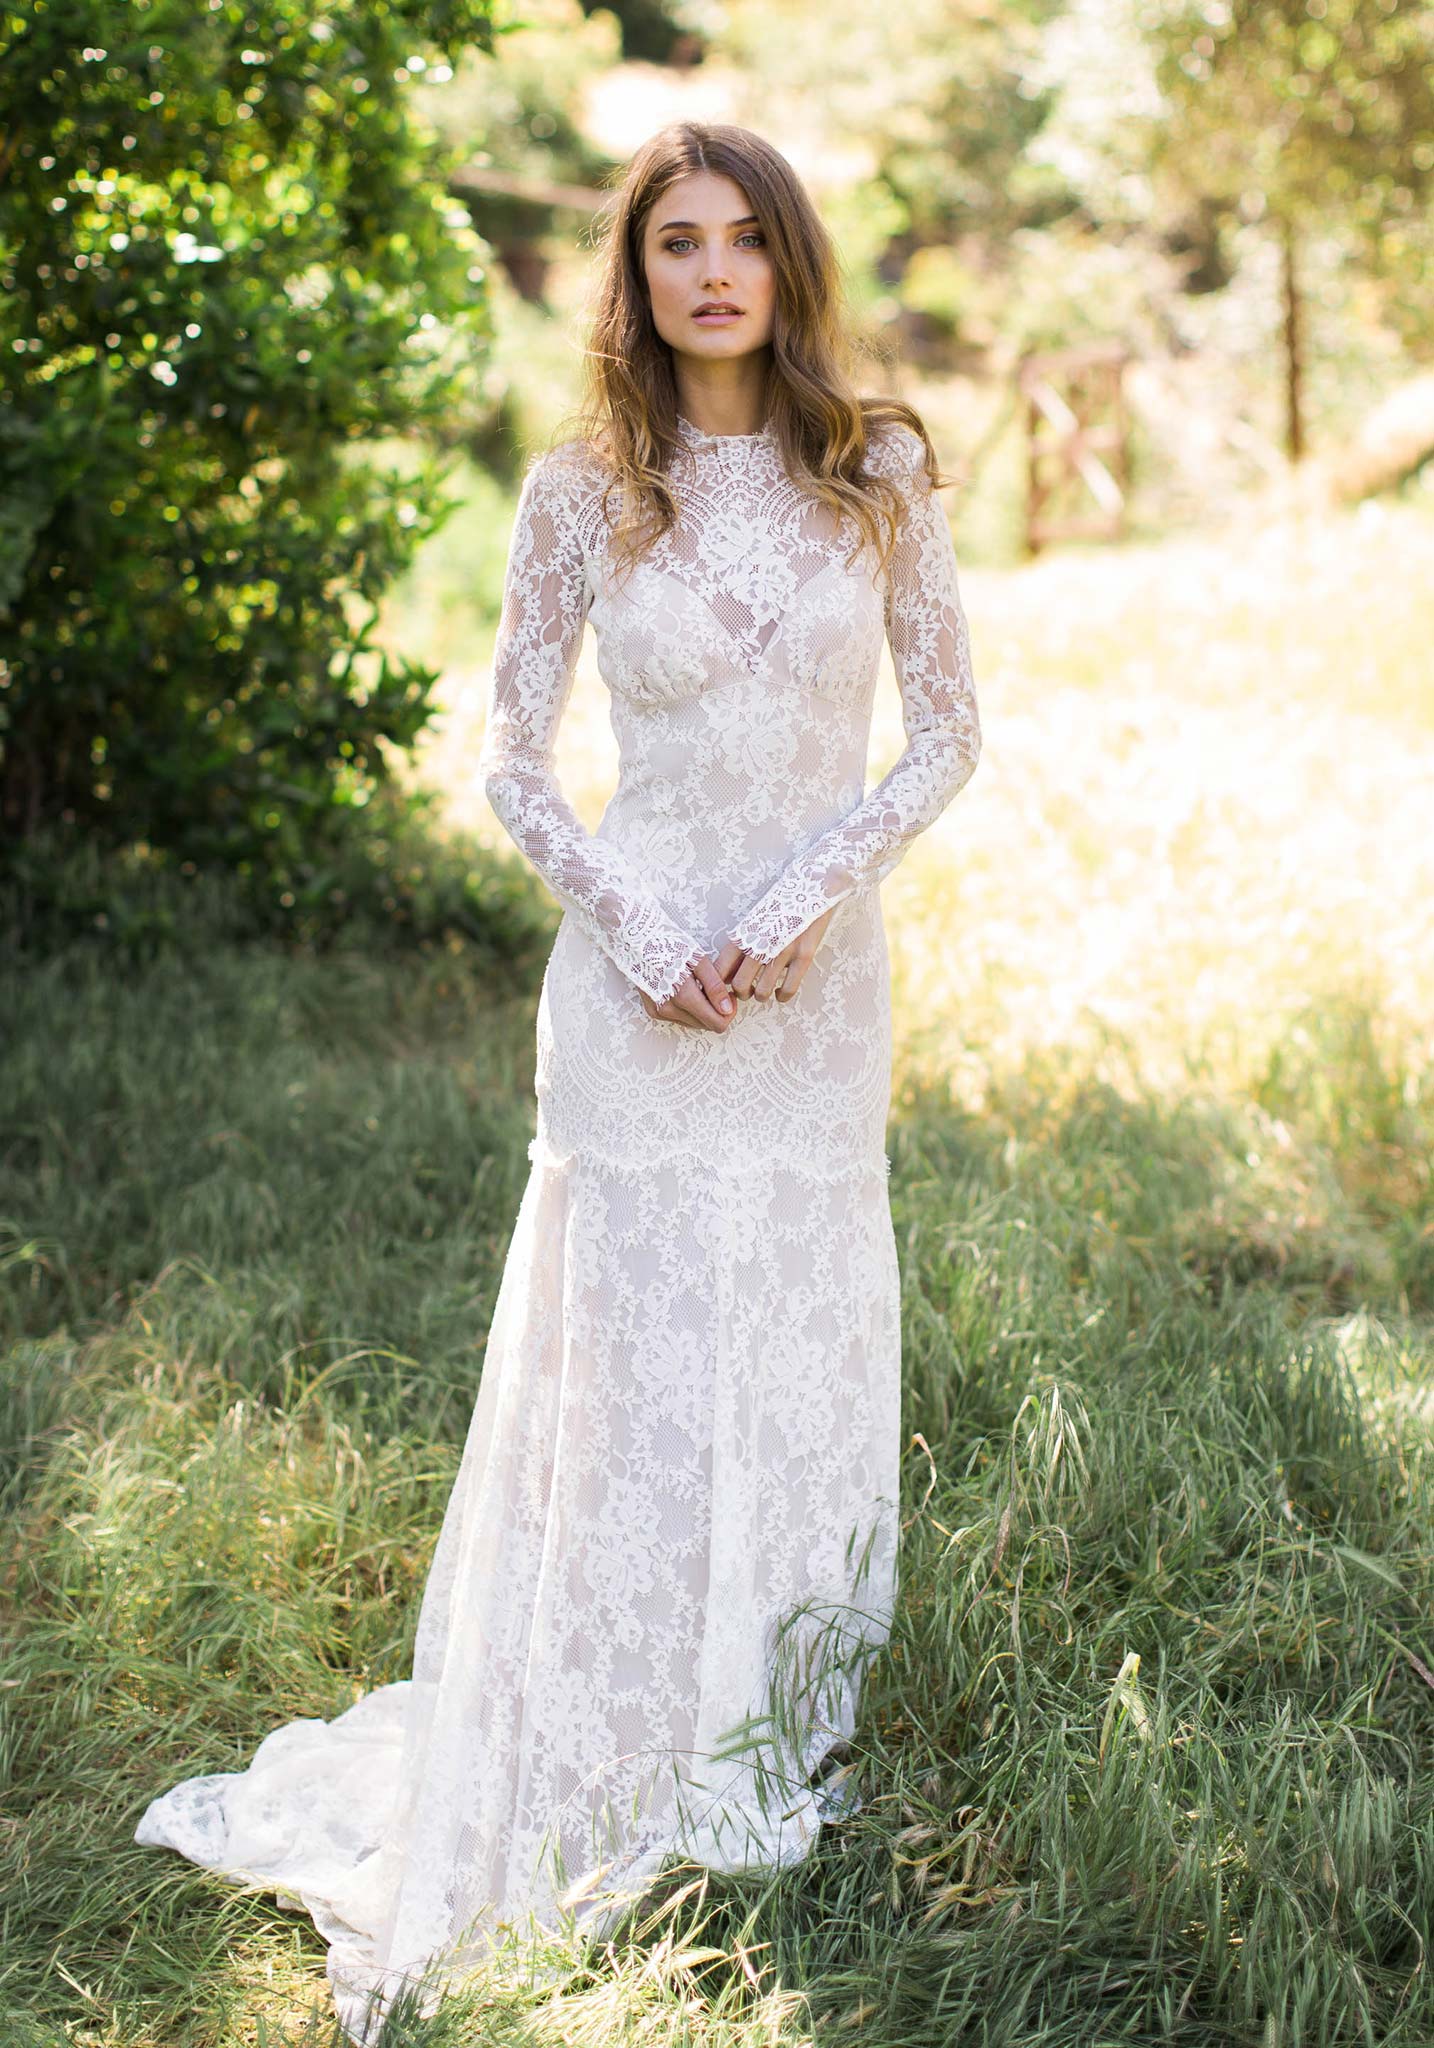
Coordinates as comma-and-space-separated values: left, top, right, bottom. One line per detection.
638, 905, 838, 1033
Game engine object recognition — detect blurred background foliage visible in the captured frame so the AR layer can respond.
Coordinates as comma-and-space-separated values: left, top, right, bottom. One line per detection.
2, 0, 1432, 947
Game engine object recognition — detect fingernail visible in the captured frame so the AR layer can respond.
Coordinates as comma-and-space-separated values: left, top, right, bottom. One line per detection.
721, 996, 732, 1012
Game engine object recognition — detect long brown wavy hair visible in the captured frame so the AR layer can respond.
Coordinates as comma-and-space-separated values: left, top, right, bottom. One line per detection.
553, 122, 952, 579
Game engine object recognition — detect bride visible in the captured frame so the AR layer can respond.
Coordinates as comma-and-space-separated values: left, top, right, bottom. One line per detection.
134, 117, 981, 2043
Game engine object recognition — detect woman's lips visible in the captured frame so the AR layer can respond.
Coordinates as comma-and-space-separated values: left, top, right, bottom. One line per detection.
693, 309, 744, 324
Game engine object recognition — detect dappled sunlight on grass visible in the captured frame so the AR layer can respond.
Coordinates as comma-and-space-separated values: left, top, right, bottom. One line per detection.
6, 495, 1434, 2046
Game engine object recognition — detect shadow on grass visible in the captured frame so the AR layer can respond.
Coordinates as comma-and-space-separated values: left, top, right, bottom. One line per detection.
2, 893, 1432, 2046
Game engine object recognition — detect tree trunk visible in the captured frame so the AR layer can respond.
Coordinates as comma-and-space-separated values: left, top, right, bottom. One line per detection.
1280, 213, 1305, 464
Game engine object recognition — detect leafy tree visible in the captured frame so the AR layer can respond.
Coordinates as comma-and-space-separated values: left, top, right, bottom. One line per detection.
0, 0, 496, 896
711, 0, 1076, 357
1143, 0, 1434, 457
574, 0, 703, 66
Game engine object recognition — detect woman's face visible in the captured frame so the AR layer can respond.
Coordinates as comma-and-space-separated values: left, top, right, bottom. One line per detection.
640, 170, 776, 367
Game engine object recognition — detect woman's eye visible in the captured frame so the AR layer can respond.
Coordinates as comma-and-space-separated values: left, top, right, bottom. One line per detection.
662, 233, 765, 253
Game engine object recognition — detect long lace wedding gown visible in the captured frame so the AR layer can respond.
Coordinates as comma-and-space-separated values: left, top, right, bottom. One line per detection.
133, 409, 981, 2042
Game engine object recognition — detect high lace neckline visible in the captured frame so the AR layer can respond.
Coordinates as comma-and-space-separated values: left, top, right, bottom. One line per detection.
676, 411, 775, 448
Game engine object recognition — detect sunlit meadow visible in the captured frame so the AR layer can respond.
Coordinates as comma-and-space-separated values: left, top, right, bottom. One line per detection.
4, 482, 1433, 2047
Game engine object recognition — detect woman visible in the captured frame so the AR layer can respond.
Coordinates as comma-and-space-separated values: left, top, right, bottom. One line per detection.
134, 119, 981, 2042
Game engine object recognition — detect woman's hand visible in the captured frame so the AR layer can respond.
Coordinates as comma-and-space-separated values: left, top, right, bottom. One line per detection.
638, 954, 736, 1032
715, 904, 838, 1005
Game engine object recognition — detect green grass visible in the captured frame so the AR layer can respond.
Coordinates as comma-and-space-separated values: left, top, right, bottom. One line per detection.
4, 492, 1434, 2047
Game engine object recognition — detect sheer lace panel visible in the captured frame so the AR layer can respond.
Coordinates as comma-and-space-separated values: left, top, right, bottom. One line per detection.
478, 450, 708, 1005
725, 426, 981, 962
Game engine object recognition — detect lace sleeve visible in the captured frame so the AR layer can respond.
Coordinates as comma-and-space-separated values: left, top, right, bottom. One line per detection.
728, 426, 982, 964
478, 448, 708, 1006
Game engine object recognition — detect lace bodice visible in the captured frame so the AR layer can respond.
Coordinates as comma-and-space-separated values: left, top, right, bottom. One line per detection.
478, 412, 981, 1006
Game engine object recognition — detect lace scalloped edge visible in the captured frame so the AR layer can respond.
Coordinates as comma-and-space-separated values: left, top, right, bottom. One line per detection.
644, 947, 706, 1008
526, 1132, 892, 1182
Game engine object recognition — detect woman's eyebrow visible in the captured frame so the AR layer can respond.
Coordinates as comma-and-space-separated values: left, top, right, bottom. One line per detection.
654, 215, 761, 232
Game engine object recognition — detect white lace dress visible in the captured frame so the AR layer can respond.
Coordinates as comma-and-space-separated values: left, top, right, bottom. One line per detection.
132, 411, 981, 2042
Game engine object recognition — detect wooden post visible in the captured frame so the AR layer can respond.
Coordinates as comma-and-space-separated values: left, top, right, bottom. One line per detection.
1280, 214, 1305, 465
1018, 342, 1132, 557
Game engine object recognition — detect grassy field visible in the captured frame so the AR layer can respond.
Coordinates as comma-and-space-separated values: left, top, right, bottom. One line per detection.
3, 484, 1433, 2048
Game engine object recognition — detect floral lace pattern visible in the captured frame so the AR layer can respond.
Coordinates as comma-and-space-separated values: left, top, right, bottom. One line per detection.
132, 411, 981, 2046
478, 414, 980, 1001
